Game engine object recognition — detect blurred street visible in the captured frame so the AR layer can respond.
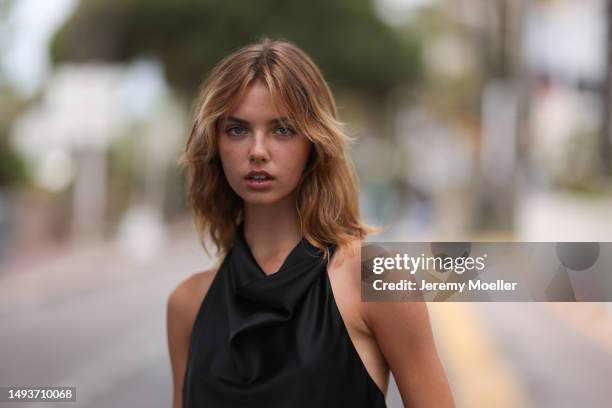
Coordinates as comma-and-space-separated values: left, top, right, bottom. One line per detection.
1, 219, 611, 408
0, 220, 211, 408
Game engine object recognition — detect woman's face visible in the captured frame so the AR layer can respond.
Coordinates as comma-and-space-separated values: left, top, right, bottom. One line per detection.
218, 80, 313, 206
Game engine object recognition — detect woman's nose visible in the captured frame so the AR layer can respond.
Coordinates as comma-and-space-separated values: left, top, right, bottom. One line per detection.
248, 131, 270, 162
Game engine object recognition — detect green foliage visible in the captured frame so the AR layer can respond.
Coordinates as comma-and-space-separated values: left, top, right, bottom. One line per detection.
0, 88, 29, 187
50, 0, 421, 99
0, 134, 28, 187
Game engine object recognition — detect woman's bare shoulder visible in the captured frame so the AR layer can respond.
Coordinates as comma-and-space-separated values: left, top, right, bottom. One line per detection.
328, 239, 365, 311
172, 269, 217, 297
329, 238, 362, 280
331, 238, 362, 267
167, 268, 218, 328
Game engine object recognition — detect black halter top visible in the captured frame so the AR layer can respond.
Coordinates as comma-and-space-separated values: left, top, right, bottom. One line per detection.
182, 224, 387, 407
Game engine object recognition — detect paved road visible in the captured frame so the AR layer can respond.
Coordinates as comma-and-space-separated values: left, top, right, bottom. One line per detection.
2, 222, 611, 407
0, 225, 212, 408
474, 302, 612, 408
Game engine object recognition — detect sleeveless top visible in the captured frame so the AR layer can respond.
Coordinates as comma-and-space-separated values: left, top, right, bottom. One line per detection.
182, 224, 387, 407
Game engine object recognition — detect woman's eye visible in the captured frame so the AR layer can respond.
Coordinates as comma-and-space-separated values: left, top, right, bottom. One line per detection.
226, 126, 247, 137
275, 126, 295, 136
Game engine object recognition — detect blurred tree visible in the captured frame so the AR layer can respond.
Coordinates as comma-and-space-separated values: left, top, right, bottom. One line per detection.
50, 0, 421, 100
0, 129, 28, 187
0, 87, 28, 187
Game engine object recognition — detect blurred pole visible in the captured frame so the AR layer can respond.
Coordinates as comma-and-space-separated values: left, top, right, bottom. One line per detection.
71, 146, 107, 240
59, 65, 121, 241
601, 0, 612, 176
495, 0, 509, 78
476, 0, 521, 232
514, 0, 530, 168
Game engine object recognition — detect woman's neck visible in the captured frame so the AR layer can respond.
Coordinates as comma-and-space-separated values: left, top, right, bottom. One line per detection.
242, 197, 302, 274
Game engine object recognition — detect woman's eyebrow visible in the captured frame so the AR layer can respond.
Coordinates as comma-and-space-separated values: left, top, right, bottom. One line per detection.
227, 116, 290, 125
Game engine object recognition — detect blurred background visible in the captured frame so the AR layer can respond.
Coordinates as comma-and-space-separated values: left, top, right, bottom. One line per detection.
1, 0, 611, 407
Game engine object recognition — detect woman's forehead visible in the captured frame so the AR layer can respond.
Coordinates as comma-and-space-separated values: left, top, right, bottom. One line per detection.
228, 82, 292, 122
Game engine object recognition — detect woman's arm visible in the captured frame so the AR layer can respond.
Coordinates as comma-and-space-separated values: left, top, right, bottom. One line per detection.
166, 270, 215, 408
362, 300, 455, 407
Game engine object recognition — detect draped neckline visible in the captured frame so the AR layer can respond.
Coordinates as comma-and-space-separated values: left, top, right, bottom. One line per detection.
226, 222, 336, 323
234, 222, 310, 279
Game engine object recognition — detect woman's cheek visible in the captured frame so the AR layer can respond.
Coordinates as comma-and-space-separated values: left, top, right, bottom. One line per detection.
220, 158, 240, 187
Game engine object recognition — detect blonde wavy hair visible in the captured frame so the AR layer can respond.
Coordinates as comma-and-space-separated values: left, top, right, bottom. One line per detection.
179, 37, 379, 262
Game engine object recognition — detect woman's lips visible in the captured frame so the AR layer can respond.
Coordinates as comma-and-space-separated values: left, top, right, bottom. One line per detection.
244, 175, 274, 190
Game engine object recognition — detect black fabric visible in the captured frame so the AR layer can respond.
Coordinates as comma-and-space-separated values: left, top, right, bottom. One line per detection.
182, 223, 387, 407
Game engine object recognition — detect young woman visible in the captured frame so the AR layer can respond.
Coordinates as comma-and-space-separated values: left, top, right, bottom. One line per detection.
167, 38, 455, 408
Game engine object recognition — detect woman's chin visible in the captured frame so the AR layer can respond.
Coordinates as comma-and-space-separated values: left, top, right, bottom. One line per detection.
240, 191, 291, 207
